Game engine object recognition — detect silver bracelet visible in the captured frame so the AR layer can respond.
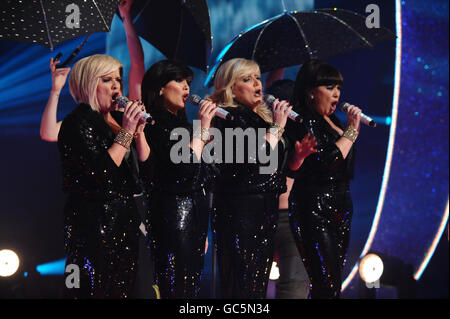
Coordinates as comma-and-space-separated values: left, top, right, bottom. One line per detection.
193, 127, 210, 142
342, 126, 358, 143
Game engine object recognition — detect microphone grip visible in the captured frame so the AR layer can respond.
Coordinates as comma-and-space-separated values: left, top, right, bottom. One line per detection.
116, 96, 155, 125
215, 108, 233, 120
361, 114, 376, 127
288, 110, 303, 123
341, 102, 376, 127
142, 113, 155, 125
189, 95, 234, 120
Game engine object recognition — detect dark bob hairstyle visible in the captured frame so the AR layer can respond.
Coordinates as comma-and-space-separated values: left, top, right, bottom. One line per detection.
141, 59, 193, 121
292, 59, 344, 113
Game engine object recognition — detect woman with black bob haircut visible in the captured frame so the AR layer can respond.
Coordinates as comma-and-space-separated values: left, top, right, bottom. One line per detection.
286, 59, 362, 298
141, 60, 217, 298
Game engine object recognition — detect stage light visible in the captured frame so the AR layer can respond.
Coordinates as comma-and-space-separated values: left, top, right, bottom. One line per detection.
0, 249, 20, 277
36, 258, 66, 276
269, 261, 280, 280
359, 253, 384, 284
358, 252, 416, 298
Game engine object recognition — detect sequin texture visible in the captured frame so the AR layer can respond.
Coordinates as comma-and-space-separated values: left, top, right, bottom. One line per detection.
58, 104, 143, 298
286, 110, 355, 299
211, 104, 288, 298
144, 110, 213, 299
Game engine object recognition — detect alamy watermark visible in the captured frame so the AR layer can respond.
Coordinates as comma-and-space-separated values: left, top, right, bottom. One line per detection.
170, 120, 279, 174
65, 263, 80, 289
365, 279, 381, 289
366, 4, 381, 29
65, 4, 80, 29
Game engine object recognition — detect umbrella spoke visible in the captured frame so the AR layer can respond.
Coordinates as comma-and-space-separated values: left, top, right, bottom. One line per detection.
252, 17, 278, 61
39, 0, 53, 50
205, 8, 394, 86
1, 0, 121, 50
133, 0, 152, 24
286, 12, 314, 59
315, 10, 373, 48
92, 0, 111, 32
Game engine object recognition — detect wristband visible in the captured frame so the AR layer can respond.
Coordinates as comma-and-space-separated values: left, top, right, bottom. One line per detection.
269, 123, 284, 141
114, 128, 134, 149
193, 127, 210, 142
342, 126, 358, 143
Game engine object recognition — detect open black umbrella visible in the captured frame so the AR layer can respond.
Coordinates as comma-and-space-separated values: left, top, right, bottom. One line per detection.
205, 8, 396, 85
126, 0, 212, 72
0, 0, 121, 50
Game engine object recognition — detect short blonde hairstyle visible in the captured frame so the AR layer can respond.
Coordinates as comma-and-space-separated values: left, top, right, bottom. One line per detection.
210, 58, 272, 123
69, 54, 123, 112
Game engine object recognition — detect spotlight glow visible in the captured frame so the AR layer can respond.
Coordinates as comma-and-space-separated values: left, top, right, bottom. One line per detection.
0, 249, 20, 277
359, 254, 384, 284
342, 0, 403, 292
269, 261, 280, 280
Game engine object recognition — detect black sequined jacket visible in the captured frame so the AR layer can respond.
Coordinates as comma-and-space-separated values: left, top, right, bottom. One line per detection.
58, 103, 145, 297
286, 109, 355, 196
142, 109, 215, 196
212, 103, 288, 196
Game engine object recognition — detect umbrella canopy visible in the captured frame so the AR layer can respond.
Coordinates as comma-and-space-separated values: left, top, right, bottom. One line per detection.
127, 0, 212, 72
205, 8, 396, 86
0, 0, 121, 50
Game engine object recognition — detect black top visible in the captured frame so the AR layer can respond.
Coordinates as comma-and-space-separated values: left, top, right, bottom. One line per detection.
58, 103, 144, 200
286, 109, 355, 194
143, 109, 215, 195
57, 103, 145, 298
212, 103, 288, 195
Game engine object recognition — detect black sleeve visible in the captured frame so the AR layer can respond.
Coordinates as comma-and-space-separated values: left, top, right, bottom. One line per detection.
58, 115, 124, 198
305, 122, 344, 173
145, 122, 215, 191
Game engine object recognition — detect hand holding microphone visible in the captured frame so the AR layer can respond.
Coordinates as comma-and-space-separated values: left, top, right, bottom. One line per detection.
196, 99, 218, 129
115, 96, 155, 125
340, 102, 376, 127
263, 94, 303, 123
189, 95, 234, 120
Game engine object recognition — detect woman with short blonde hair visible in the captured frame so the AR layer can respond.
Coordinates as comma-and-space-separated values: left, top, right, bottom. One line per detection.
69, 54, 123, 113
58, 53, 151, 298
210, 58, 273, 124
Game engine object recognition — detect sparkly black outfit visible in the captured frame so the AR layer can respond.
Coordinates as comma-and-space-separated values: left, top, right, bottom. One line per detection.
143, 109, 213, 299
286, 110, 355, 299
212, 103, 288, 299
58, 104, 147, 298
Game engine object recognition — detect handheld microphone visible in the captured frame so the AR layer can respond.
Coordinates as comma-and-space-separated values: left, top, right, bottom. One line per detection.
340, 102, 377, 127
263, 94, 303, 123
189, 95, 234, 121
115, 96, 155, 125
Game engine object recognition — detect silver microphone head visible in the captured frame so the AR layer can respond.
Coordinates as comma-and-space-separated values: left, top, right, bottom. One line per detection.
340, 102, 350, 112
115, 96, 129, 109
189, 94, 202, 105
263, 94, 276, 106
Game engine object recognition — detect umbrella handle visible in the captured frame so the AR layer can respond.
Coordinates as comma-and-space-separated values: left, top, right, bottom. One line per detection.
55, 35, 91, 68
53, 52, 63, 63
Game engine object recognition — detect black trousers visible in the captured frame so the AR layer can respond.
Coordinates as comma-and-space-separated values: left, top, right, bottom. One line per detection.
212, 192, 279, 299
289, 188, 353, 299
150, 190, 209, 299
